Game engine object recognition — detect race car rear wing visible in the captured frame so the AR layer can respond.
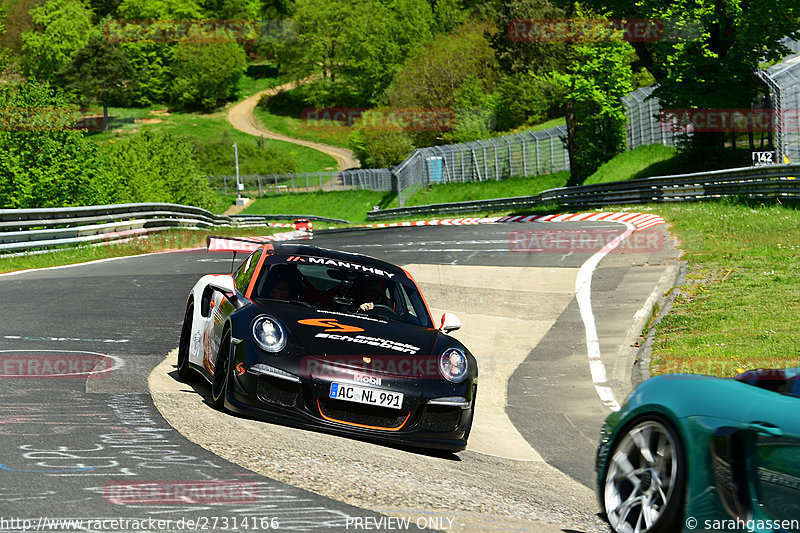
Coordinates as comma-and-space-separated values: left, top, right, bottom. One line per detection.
206, 235, 274, 253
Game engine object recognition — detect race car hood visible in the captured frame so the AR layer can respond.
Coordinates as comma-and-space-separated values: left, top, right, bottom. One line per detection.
257, 301, 444, 377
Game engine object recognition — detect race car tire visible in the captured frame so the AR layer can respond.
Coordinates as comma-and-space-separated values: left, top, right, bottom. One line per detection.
211, 331, 232, 411
176, 303, 196, 382
602, 415, 686, 533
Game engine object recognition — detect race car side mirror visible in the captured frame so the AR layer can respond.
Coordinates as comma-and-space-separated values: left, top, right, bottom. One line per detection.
209, 275, 236, 296
439, 313, 461, 333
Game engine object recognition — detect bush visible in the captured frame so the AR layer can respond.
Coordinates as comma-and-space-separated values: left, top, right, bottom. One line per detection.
0, 81, 103, 208
187, 131, 297, 175
96, 130, 216, 209
349, 108, 414, 168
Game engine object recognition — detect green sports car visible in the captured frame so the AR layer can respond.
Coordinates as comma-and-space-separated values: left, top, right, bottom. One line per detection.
595, 368, 800, 533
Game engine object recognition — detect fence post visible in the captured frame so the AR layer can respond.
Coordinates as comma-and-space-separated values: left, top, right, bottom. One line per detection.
471, 150, 482, 180
257, 176, 262, 196
505, 136, 513, 177
534, 132, 541, 174
223, 175, 228, 195
494, 140, 499, 180
519, 134, 527, 176
306, 174, 310, 192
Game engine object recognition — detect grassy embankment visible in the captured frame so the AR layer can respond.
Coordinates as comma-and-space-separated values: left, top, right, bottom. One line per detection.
239, 143, 678, 221
647, 201, 800, 376
84, 66, 338, 176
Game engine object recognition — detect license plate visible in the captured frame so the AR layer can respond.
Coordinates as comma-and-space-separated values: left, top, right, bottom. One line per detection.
329, 382, 404, 410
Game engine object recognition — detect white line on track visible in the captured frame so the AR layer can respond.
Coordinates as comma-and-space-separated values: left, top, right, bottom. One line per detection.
3, 335, 129, 344
0, 248, 204, 278
574, 221, 635, 411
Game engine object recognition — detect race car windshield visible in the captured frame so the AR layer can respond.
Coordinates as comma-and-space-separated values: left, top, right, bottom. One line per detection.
253, 262, 433, 328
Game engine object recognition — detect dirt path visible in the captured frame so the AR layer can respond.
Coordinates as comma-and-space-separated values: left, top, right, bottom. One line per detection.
227, 79, 360, 172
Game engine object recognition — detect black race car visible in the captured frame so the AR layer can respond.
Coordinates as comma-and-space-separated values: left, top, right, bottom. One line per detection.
177, 238, 477, 451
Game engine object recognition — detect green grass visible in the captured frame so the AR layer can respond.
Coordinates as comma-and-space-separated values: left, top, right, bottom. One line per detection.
242, 190, 397, 224
583, 145, 682, 185
252, 107, 353, 149
493, 118, 567, 138
645, 201, 800, 376
403, 171, 569, 206
0, 226, 283, 274
236, 63, 282, 97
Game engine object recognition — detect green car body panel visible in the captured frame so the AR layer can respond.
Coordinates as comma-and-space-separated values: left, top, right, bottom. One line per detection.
596, 371, 800, 532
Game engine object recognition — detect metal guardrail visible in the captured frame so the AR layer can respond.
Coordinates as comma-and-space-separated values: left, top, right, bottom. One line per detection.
0, 203, 346, 253
366, 164, 800, 220
231, 214, 350, 224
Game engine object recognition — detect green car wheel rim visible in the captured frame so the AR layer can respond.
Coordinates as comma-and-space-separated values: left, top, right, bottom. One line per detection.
604, 419, 680, 533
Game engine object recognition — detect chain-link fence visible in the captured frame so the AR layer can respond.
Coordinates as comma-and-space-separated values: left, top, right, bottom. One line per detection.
207, 125, 570, 206
621, 86, 679, 150
394, 126, 569, 204
758, 52, 800, 163
208, 169, 393, 196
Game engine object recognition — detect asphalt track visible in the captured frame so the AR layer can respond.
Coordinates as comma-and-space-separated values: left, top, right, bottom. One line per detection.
0, 221, 680, 532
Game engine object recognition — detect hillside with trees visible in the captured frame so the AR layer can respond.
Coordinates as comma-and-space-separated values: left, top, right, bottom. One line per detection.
0, 0, 797, 209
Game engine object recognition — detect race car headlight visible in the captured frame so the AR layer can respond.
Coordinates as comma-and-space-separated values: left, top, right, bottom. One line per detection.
251, 316, 287, 353
439, 348, 468, 383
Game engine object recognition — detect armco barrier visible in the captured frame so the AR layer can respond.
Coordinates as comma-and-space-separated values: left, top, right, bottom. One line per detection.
366, 164, 800, 220
0, 203, 349, 253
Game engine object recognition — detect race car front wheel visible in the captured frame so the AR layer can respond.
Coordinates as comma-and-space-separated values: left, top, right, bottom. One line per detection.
603, 416, 686, 533
177, 303, 196, 381
211, 331, 232, 411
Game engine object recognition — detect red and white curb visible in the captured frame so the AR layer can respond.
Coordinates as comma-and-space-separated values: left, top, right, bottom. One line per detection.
358, 211, 664, 232
497, 211, 665, 231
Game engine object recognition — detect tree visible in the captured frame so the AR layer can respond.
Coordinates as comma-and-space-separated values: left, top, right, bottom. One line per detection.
582, 0, 800, 162
284, 0, 434, 106
494, 71, 565, 131
478, 0, 569, 75
0, 82, 102, 208
199, 0, 261, 19
122, 43, 174, 106
552, 19, 633, 184
0, 11, 11, 74
115, 0, 204, 19
389, 21, 498, 111
20, 0, 94, 81
442, 75, 498, 143
60, 33, 136, 131
342, 0, 434, 104
170, 41, 247, 111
